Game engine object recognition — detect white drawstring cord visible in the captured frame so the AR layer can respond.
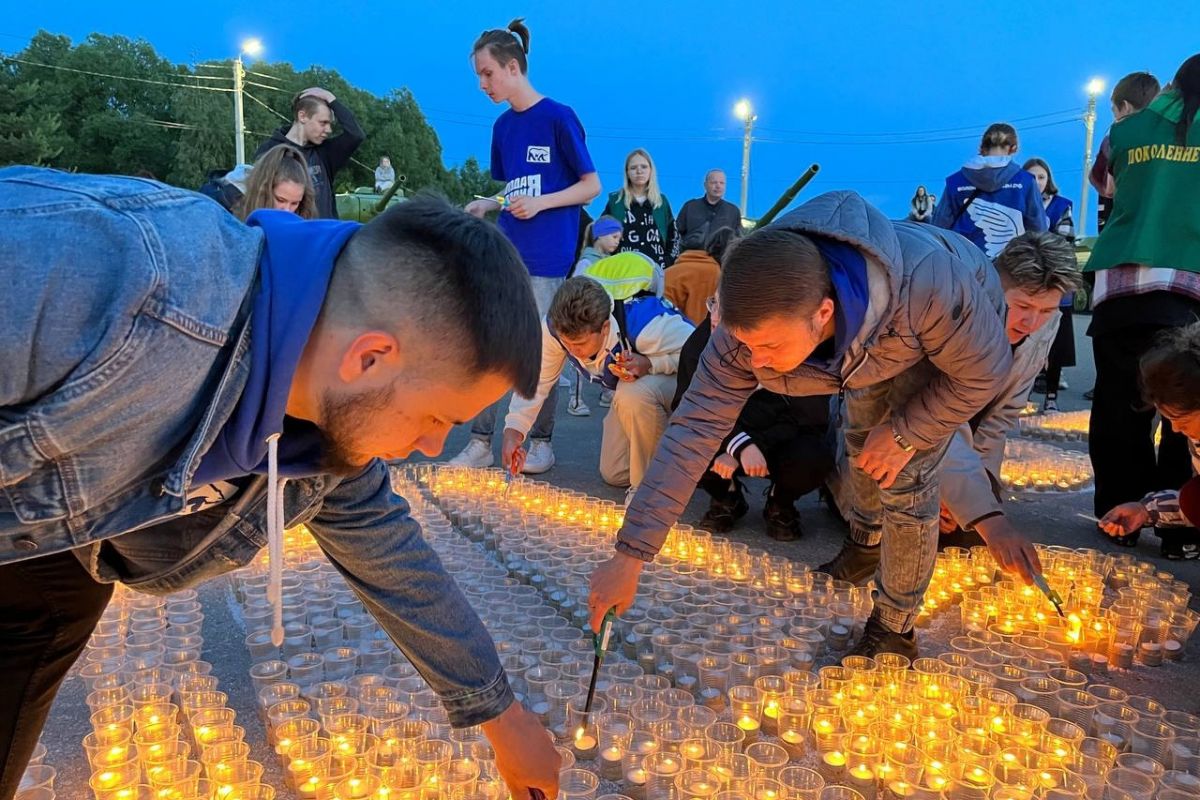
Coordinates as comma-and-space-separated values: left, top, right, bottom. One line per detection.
266, 433, 287, 647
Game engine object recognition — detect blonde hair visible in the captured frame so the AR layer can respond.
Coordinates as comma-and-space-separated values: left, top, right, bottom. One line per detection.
617, 148, 663, 210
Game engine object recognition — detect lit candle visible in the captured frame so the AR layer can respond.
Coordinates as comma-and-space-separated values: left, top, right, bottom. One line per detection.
572, 727, 598, 759
849, 762, 877, 800
820, 750, 846, 781
624, 767, 647, 800
600, 745, 623, 780
780, 728, 804, 759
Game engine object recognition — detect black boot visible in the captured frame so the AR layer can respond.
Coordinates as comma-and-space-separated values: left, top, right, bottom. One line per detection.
699, 482, 748, 533
763, 491, 803, 542
848, 613, 919, 660
818, 537, 881, 585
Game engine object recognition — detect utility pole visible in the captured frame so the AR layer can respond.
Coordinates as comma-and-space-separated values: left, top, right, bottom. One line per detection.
1078, 78, 1105, 238
734, 99, 757, 219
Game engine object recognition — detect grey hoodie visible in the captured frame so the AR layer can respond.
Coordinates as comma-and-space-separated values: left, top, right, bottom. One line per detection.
616, 191, 1012, 560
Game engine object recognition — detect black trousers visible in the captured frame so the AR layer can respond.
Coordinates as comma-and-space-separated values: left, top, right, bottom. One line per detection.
0, 551, 113, 799
1090, 326, 1196, 517
699, 433, 833, 505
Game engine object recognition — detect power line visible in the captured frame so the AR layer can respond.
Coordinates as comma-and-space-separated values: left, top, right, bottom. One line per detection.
242, 90, 290, 123
754, 108, 1081, 138
0, 54, 234, 92
244, 79, 285, 93
753, 118, 1079, 147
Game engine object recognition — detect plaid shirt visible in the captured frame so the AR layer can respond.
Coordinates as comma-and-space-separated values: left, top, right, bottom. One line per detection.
1143, 438, 1200, 527
1093, 264, 1200, 307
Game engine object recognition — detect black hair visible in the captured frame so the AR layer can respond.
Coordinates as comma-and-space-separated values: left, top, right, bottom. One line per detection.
1141, 322, 1200, 414
472, 18, 530, 74
704, 226, 738, 263
328, 194, 541, 397
1171, 54, 1200, 146
718, 229, 831, 329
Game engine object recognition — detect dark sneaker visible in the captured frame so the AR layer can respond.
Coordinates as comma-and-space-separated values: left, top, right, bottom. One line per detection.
848, 614, 919, 660
1033, 373, 1048, 394
1042, 394, 1059, 413
1084, 388, 1095, 401
699, 488, 749, 533
817, 538, 881, 585
764, 498, 803, 542
1161, 533, 1200, 561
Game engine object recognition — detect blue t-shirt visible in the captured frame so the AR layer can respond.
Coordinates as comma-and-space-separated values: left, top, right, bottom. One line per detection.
491, 97, 595, 278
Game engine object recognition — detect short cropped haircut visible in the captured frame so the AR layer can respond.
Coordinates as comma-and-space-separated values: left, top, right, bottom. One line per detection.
325, 195, 541, 397
292, 93, 330, 121
994, 231, 1082, 296
1141, 323, 1200, 414
718, 229, 831, 330
1111, 72, 1160, 112
548, 277, 612, 339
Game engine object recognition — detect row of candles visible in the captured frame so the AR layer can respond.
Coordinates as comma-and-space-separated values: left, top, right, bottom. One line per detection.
76, 588, 277, 799
62, 462, 1200, 799
915, 543, 1198, 672
997, 441, 1093, 494
411, 465, 1200, 799
1016, 411, 1090, 443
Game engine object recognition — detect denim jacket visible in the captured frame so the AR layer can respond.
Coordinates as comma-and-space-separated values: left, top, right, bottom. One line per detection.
0, 167, 512, 727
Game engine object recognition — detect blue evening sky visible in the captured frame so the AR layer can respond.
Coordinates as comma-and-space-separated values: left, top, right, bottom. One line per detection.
5, 1, 1197, 227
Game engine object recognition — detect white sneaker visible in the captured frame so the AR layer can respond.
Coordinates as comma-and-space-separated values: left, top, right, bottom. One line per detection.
599, 388, 614, 408
1058, 379, 1069, 390
624, 485, 638, 508
447, 438, 493, 468
568, 397, 591, 416
523, 440, 556, 474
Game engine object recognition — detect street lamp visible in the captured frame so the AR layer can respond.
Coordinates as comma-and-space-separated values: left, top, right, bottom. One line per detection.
733, 98, 757, 218
233, 38, 264, 165
1078, 77, 1105, 238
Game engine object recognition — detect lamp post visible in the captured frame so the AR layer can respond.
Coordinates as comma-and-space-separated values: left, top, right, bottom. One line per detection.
1078, 77, 1105, 239
233, 38, 264, 165
733, 99, 757, 218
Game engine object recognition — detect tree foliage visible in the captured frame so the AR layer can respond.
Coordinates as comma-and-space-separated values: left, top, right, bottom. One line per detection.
0, 31, 499, 203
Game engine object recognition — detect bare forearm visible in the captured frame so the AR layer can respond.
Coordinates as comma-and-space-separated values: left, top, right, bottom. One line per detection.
539, 173, 601, 210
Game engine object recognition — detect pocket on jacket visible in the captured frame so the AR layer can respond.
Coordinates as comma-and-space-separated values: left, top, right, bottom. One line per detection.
0, 421, 72, 523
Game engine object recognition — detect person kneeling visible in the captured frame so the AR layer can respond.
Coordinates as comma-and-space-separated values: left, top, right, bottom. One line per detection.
673, 304, 834, 541
1099, 323, 1200, 559
503, 276, 694, 505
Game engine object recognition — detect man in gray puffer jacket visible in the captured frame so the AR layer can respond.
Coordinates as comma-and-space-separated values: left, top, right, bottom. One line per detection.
588, 191, 1033, 658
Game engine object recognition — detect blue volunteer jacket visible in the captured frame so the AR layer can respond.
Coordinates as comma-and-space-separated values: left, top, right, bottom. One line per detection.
932, 156, 1048, 259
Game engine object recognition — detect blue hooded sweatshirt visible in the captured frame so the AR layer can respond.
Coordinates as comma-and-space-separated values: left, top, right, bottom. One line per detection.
804, 236, 870, 374
193, 211, 360, 484
931, 155, 1048, 259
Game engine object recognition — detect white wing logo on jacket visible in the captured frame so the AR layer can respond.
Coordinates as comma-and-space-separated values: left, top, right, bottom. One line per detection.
966, 198, 1025, 258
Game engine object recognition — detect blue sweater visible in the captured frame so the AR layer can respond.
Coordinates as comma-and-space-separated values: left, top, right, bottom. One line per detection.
932, 156, 1048, 259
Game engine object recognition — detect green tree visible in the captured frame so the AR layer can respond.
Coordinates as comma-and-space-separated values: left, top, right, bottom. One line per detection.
0, 30, 492, 198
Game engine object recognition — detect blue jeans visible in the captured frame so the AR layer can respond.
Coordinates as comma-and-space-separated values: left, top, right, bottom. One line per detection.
842, 363, 952, 634
471, 276, 561, 443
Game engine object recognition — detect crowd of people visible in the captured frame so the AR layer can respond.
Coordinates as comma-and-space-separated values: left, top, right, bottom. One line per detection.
0, 13, 1198, 798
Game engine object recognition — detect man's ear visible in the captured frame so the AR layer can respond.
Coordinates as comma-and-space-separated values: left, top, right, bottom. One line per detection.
337, 331, 402, 384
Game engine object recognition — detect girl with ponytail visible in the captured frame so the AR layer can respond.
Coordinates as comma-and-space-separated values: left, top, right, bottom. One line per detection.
450, 18, 602, 485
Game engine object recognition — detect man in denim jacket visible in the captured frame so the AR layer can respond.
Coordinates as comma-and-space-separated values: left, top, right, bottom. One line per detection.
0, 168, 560, 799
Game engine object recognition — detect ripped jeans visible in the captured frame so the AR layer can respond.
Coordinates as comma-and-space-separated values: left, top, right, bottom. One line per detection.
842, 372, 952, 634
